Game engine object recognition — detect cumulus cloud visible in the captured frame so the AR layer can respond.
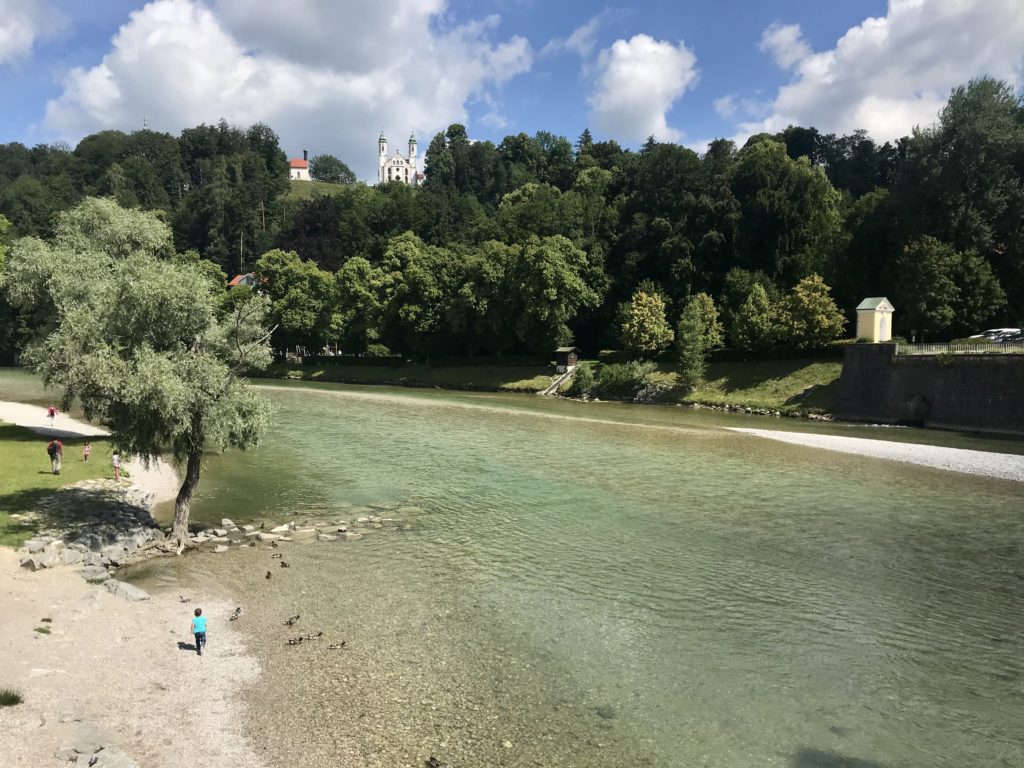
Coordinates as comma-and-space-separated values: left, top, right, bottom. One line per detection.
713, 94, 770, 121
43, 0, 532, 180
734, 0, 1024, 144
588, 34, 698, 143
759, 22, 811, 70
0, 0, 65, 65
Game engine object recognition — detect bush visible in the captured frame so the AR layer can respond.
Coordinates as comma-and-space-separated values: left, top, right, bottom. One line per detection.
566, 363, 595, 397
0, 688, 23, 707
593, 361, 657, 398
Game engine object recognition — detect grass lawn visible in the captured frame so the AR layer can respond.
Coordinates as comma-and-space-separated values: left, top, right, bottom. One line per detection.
282, 179, 350, 201
264, 362, 556, 392
0, 422, 113, 547
649, 358, 843, 412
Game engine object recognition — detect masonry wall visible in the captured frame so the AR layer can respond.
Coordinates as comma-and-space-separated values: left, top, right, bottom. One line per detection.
835, 345, 1024, 435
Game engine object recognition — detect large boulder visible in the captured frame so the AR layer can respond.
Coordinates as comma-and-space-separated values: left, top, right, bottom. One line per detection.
104, 580, 150, 601
60, 549, 84, 566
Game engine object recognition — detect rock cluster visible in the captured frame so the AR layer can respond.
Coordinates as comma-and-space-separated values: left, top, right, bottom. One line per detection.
16, 479, 163, 594
187, 509, 407, 552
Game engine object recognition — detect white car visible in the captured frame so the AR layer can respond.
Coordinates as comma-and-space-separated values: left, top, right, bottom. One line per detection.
969, 328, 1021, 341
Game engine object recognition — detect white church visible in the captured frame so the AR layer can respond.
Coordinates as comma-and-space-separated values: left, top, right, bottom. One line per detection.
378, 132, 422, 186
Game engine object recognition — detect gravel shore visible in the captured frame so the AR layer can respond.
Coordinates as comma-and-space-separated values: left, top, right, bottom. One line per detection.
0, 549, 265, 767
728, 428, 1024, 482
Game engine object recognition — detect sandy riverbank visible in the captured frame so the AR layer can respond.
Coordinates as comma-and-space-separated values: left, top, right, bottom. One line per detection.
728, 427, 1024, 482
0, 548, 265, 767
0, 400, 180, 505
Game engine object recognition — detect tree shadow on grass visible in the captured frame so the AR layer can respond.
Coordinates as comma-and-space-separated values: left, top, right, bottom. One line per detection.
792, 748, 888, 768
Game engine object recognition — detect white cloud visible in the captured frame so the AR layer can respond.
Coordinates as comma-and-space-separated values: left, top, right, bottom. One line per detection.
43, 0, 532, 180
541, 15, 603, 58
736, 0, 1024, 144
713, 94, 770, 120
759, 22, 811, 70
0, 0, 65, 65
588, 34, 698, 143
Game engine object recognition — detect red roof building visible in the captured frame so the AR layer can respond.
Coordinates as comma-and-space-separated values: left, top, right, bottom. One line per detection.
289, 150, 311, 181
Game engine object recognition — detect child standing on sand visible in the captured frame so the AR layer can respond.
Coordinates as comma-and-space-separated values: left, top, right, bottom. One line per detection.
83, 441, 92, 463
112, 450, 121, 481
191, 608, 207, 656
46, 405, 57, 426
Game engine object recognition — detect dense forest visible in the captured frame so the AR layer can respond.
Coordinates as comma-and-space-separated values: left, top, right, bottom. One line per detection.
1, 77, 1022, 361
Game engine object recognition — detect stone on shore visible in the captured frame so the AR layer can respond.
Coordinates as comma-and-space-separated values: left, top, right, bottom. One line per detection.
60, 548, 85, 566
78, 565, 111, 583
257, 532, 284, 541
104, 580, 150, 601
214, 545, 229, 553
317, 533, 337, 542
270, 524, 291, 534
221, 518, 235, 528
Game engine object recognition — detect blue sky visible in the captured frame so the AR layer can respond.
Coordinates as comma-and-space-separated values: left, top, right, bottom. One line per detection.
1, 0, 1022, 180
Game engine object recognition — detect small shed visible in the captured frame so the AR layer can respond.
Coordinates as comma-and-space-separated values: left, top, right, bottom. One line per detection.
554, 346, 580, 373
228, 272, 259, 289
855, 297, 895, 342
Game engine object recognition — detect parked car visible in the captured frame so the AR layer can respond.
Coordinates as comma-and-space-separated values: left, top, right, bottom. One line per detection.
969, 328, 1021, 342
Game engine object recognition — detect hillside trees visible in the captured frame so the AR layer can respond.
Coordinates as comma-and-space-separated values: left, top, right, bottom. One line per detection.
309, 154, 356, 185
2, 198, 273, 550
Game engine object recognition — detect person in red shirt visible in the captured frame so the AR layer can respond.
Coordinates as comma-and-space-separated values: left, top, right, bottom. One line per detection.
47, 439, 63, 474
46, 406, 58, 426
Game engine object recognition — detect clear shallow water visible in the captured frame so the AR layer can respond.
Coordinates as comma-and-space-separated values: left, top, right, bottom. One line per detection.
154, 382, 1024, 768
4, 370, 1024, 766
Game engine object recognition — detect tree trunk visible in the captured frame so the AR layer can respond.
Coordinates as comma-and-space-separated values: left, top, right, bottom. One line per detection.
171, 446, 203, 554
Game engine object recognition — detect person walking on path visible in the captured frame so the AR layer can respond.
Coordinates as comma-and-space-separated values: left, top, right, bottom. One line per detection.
191, 608, 207, 656
46, 438, 63, 474
46, 405, 58, 426
83, 441, 91, 462
112, 450, 121, 482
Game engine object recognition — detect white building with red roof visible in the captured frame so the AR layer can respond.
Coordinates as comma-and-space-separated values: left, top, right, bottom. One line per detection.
289, 149, 311, 181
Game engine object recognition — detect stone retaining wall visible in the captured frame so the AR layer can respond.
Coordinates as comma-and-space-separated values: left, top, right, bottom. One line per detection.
835, 345, 1024, 435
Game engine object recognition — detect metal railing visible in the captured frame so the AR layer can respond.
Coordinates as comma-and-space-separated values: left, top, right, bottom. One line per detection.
896, 342, 1024, 355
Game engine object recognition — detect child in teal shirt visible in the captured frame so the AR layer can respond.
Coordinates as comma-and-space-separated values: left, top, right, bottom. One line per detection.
191, 608, 207, 656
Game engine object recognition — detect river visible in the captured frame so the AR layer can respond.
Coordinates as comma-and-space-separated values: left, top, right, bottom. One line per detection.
4, 370, 1024, 766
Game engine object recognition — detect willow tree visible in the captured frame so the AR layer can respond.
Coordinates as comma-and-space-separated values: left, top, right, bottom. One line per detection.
3, 198, 273, 551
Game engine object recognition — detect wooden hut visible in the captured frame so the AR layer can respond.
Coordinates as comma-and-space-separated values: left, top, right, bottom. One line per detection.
554, 346, 580, 373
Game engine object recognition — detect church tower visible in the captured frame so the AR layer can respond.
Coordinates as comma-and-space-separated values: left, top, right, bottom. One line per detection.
377, 130, 420, 186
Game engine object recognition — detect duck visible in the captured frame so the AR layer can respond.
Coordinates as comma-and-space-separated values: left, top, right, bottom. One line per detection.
284, 615, 300, 626
304, 631, 323, 640
286, 637, 303, 645
327, 641, 346, 650
270, 540, 279, 549
258, 521, 265, 530
265, 570, 272, 580
178, 595, 191, 603
279, 561, 290, 568
229, 607, 242, 621
270, 553, 283, 559
248, 540, 257, 547
426, 757, 442, 768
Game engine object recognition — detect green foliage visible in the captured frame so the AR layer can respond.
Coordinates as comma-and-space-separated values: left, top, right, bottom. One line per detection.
3, 198, 274, 548
676, 296, 710, 390
566, 361, 595, 397
776, 274, 846, 348
894, 236, 1007, 337
256, 248, 339, 350
308, 154, 356, 185
689, 292, 724, 350
0, 688, 23, 707
619, 290, 673, 357
731, 284, 777, 350
592, 360, 657, 398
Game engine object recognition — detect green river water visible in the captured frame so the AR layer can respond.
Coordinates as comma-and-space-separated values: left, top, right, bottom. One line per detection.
4, 371, 1024, 767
